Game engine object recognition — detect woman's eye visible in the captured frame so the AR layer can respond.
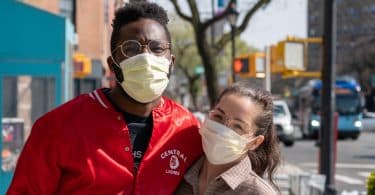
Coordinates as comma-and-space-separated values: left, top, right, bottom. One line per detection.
232, 123, 248, 133
233, 124, 243, 131
213, 114, 223, 120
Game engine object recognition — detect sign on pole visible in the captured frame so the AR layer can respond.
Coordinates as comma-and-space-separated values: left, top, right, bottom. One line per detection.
284, 42, 304, 71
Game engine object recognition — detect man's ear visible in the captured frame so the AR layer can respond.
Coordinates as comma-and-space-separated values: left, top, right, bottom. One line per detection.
168, 54, 175, 78
107, 56, 123, 82
107, 56, 115, 72
171, 54, 175, 66
246, 135, 264, 151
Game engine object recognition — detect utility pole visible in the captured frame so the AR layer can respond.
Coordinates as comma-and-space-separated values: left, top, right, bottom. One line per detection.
264, 46, 271, 92
211, 0, 215, 47
320, 0, 337, 194
231, 24, 236, 83
227, 2, 238, 83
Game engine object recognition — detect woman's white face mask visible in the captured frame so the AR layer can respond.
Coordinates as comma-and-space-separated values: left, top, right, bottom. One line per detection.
199, 119, 258, 165
112, 53, 171, 103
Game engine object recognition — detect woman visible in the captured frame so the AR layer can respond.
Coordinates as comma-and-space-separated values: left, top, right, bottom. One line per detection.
175, 82, 280, 195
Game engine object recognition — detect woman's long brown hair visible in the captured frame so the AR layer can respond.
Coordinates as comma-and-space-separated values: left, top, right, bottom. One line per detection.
216, 82, 281, 191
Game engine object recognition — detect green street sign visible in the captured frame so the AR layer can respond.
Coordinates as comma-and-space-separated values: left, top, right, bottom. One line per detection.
195, 65, 204, 75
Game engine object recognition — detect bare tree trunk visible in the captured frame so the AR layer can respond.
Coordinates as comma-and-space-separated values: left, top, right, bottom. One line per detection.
195, 30, 219, 107
189, 82, 198, 111
169, 0, 272, 108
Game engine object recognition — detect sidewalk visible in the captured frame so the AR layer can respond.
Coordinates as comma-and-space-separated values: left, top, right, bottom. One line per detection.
274, 162, 306, 195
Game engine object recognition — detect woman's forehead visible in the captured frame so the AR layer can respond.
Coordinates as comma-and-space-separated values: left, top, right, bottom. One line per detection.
216, 94, 260, 122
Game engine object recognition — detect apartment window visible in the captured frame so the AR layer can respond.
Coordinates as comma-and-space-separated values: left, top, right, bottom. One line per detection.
309, 29, 316, 36
370, 4, 375, 14
347, 7, 358, 17
342, 25, 349, 33
336, 42, 341, 50
351, 26, 360, 34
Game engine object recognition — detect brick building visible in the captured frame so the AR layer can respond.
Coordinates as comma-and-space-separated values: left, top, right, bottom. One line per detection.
24, 0, 116, 93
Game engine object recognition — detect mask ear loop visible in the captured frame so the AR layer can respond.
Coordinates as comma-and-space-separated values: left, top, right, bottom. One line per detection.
110, 55, 123, 84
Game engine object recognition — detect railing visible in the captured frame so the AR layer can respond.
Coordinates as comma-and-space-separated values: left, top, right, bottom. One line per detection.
288, 173, 325, 195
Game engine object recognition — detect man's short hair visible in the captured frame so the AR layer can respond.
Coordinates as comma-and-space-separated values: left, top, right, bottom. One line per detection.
110, 2, 171, 53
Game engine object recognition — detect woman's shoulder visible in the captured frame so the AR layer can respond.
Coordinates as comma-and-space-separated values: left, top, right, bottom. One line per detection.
235, 172, 278, 195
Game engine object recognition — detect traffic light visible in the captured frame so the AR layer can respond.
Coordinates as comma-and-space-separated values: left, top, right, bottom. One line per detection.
233, 53, 266, 78
270, 44, 285, 73
271, 36, 322, 74
73, 53, 92, 78
233, 58, 250, 74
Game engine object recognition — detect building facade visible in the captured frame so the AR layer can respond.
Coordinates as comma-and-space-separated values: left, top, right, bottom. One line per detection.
24, 0, 116, 94
308, 0, 375, 73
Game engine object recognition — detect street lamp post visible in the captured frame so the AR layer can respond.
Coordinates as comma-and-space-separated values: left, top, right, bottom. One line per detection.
227, 4, 239, 83
320, 0, 337, 194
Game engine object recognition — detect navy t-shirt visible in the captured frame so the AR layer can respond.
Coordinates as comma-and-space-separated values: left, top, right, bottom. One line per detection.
123, 111, 153, 169
103, 89, 153, 169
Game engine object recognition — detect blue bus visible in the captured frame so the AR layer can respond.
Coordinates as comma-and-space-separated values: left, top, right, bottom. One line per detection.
295, 77, 364, 139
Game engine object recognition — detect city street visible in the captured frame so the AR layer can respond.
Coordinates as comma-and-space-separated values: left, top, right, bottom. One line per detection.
1, 0, 375, 194
281, 131, 375, 193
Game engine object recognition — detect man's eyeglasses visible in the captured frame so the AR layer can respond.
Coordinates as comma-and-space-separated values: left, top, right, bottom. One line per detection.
114, 40, 171, 58
208, 109, 252, 135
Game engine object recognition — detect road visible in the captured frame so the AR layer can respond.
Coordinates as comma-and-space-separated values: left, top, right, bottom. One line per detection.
281, 131, 375, 194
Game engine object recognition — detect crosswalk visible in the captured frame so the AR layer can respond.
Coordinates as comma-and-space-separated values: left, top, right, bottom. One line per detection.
358, 171, 372, 178
273, 162, 372, 194
304, 169, 369, 185
300, 163, 371, 194
335, 174, 364, 185
298, 162, 373, 186
300, 162, 375, 170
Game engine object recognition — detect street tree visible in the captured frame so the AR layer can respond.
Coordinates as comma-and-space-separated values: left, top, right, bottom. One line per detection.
169, 0, 272, 107
168, 16, 253, 110
169, 18, 202, 110
344, 37, 375, 91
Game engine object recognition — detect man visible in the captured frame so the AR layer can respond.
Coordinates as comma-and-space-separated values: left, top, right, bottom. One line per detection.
7, 2, 202, 194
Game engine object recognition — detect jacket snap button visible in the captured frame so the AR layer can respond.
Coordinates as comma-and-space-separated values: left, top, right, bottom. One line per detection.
124, 147, 130, 152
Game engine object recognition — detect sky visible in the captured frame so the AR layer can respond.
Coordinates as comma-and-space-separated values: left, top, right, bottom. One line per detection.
153, 0, 307, 50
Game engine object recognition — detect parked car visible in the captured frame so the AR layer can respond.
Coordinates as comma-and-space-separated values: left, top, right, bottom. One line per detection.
362, 112, 375, 132
273, 100, 295, 147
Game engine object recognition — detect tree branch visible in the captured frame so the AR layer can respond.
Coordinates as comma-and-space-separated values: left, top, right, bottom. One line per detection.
201, 0, 236, 32
174, 40, 194, 79
178, 65, 192, 80
192, 74, 201, 81
214, 0, 271, 53
186, 0, 202, 26
176, 41, 194, 53
170, 0, 193, 23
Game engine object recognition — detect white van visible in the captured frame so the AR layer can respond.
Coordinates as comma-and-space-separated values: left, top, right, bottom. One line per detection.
273, 100, 295, 146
